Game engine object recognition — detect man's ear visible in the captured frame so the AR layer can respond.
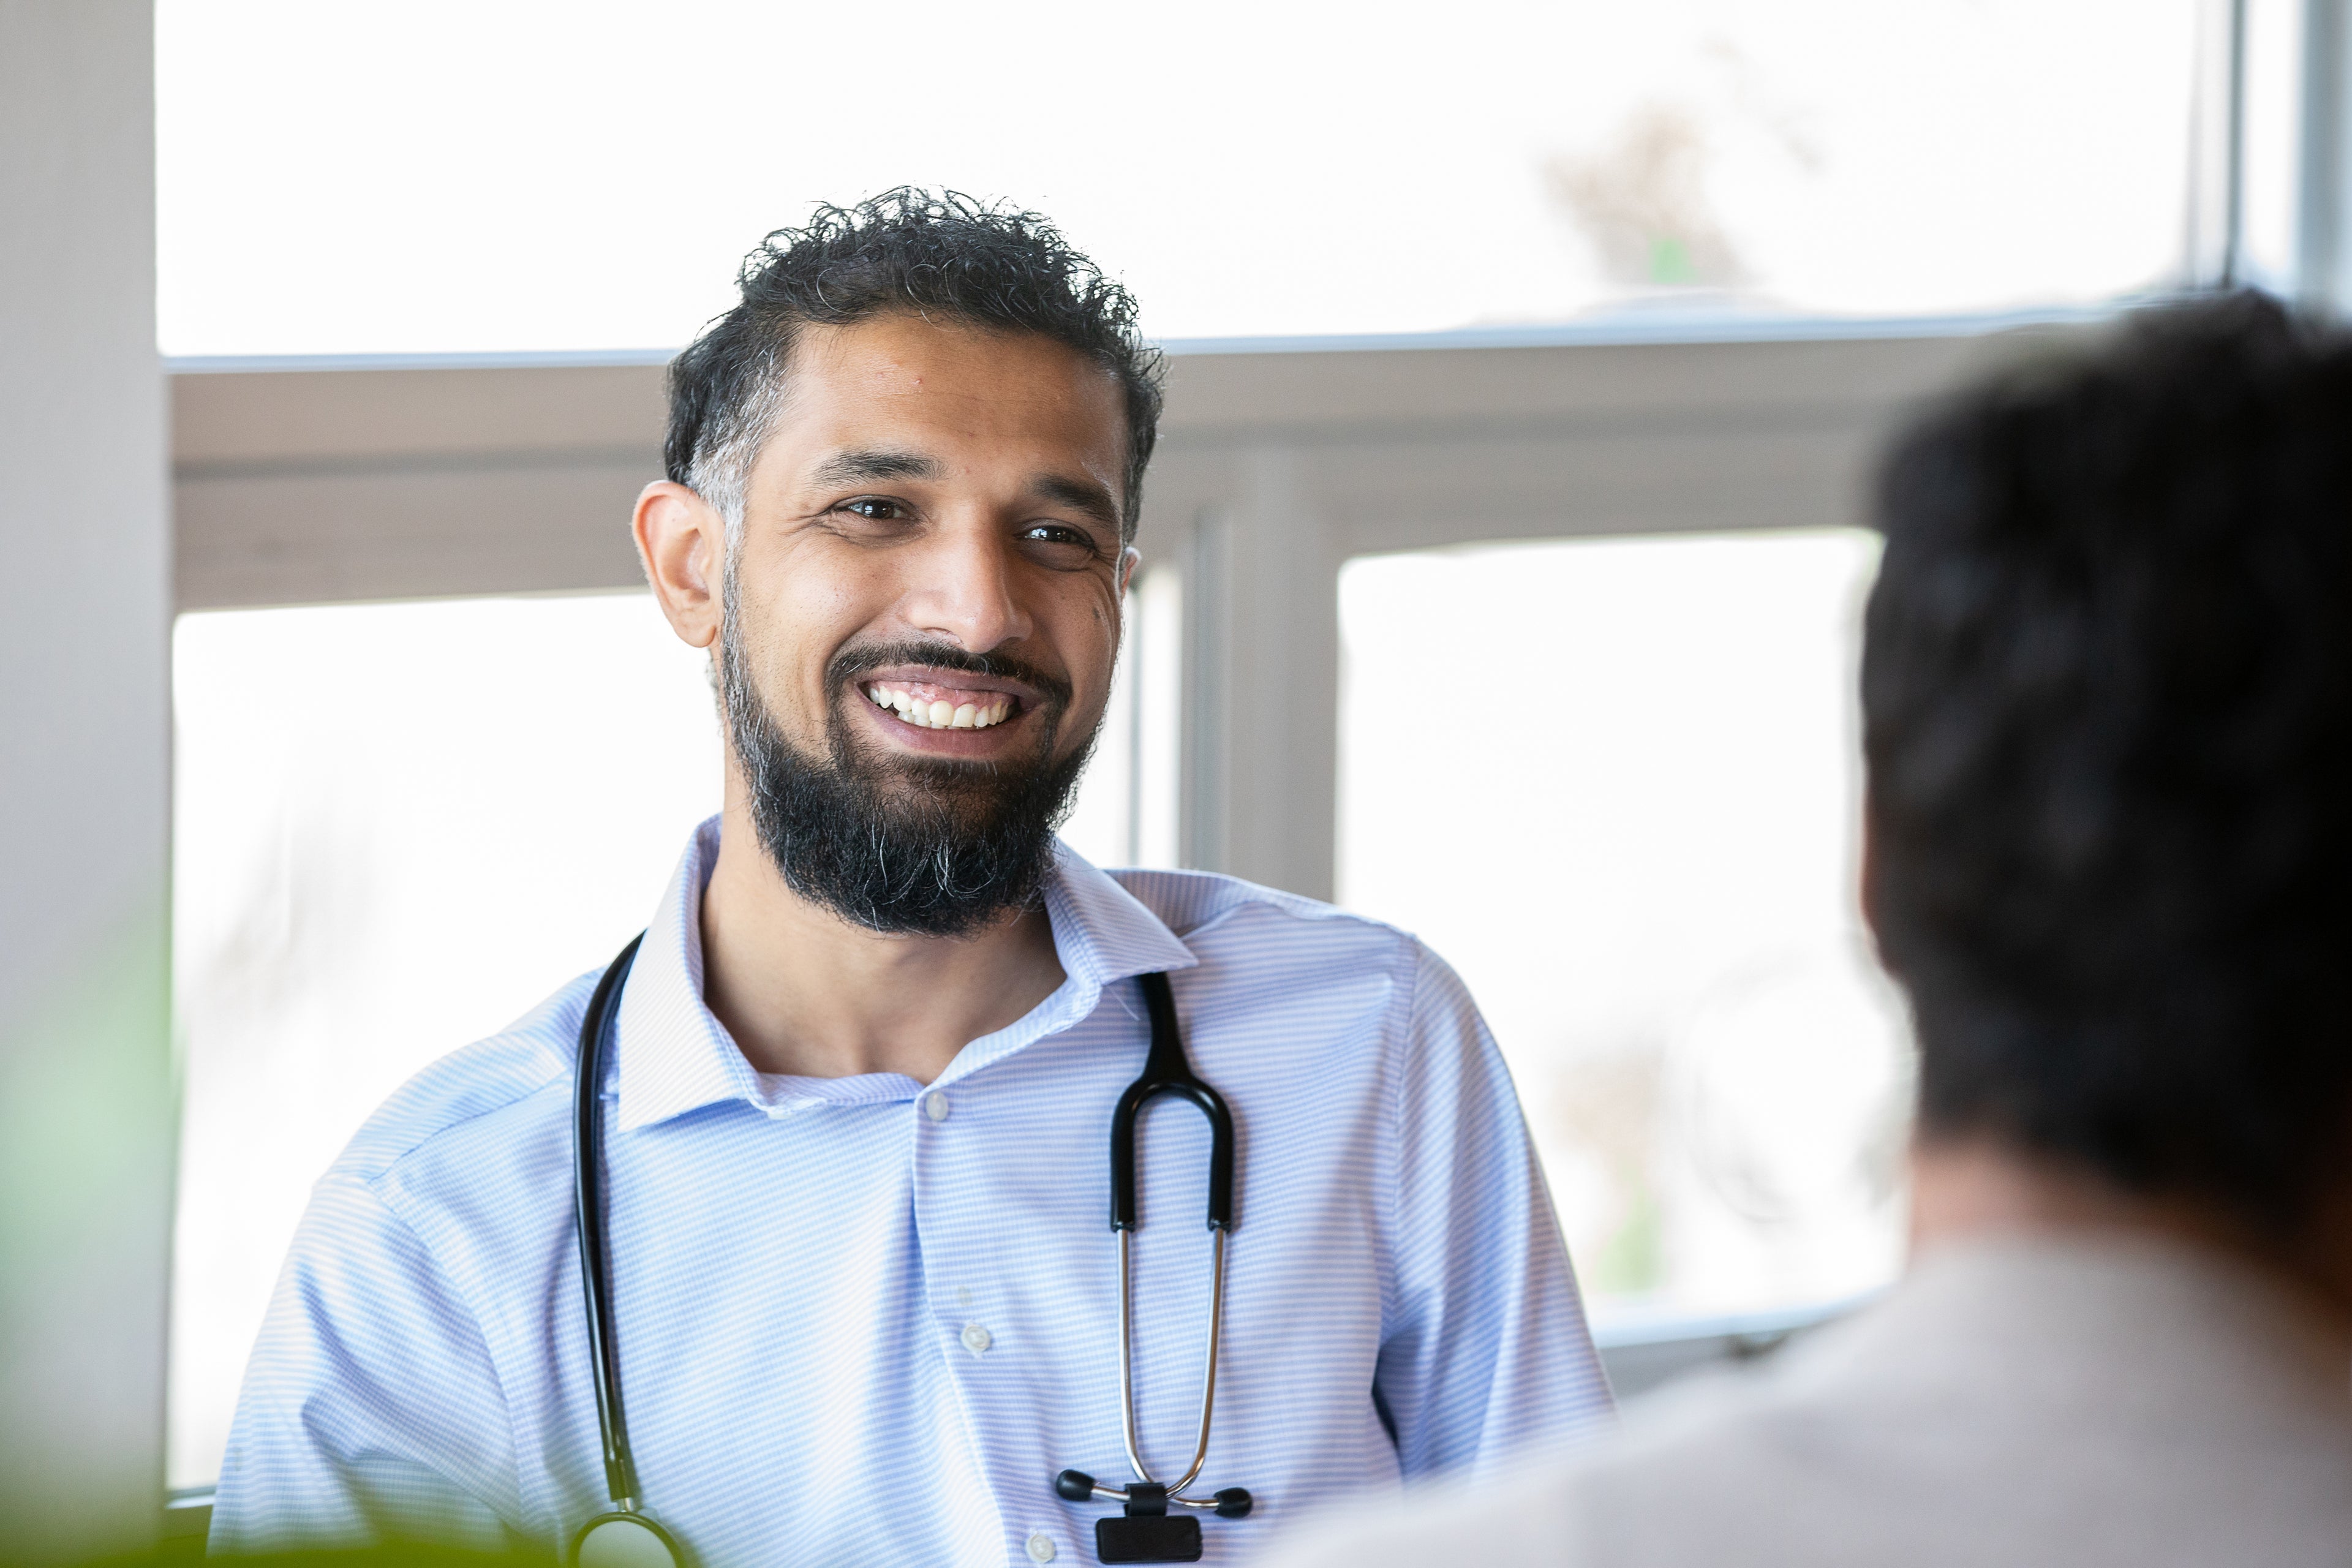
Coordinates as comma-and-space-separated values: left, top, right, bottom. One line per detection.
1118, 545, 1141, 597
635, 480, 724, 651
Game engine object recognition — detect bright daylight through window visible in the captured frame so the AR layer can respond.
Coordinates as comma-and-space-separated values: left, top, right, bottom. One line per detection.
169, 594, 1163, 1487
159, 0, 2196, 356
1340, 533, 1906, 1330
163, 0, 2217, 1494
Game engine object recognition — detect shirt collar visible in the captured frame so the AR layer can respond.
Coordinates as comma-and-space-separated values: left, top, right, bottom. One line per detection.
610, 816, 756, 1131
613, 816, 1197, 1132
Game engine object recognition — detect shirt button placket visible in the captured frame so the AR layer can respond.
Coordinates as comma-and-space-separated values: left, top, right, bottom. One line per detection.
1025, 1531, 1058, 1562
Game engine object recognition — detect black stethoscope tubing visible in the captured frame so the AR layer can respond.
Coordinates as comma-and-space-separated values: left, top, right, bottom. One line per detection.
570, 935, 684, 1568
1054, 972, 1254, 1529
568, 937, 1250, 1567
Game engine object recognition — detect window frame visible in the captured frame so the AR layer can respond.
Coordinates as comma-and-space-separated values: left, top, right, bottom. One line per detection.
170, 318, 2046, 900
157, 0, 2352, 1516
163, 327, 2037, 1496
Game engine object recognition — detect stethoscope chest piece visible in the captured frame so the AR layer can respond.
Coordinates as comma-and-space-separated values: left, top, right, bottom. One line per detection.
1093, 1485, 1201, 1564
572, 1510, 685, 1568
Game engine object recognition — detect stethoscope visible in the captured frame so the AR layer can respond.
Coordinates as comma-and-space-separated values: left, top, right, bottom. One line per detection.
568, 937, 1253, 1568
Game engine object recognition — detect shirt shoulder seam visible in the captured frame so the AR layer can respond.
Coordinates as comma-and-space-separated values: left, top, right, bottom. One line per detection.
1169, 886, 1423, 956
1380, 940, 1428, 1337
336, 1037, 571, 1186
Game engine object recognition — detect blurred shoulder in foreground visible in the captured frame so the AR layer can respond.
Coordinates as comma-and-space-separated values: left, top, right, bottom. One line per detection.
1266, 290, 2352, 1568
1272, 1224, 2352, 1567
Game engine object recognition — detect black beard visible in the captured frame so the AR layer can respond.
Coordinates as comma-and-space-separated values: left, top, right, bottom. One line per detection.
717, 625, 1092, 938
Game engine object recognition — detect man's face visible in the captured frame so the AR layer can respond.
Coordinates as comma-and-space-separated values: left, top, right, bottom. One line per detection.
718, 313, 1133, 931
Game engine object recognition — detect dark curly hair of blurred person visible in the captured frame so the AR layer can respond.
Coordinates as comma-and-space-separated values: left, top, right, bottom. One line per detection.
1864, 290, 2352, 1238
665, 187, 1164, 540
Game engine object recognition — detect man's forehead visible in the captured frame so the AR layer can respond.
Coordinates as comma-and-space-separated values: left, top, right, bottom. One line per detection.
784, 314, 1121, 419
755, 315, 1128, 494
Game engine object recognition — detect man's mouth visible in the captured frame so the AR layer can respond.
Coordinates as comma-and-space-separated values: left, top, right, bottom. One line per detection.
862, 679, 1018, 731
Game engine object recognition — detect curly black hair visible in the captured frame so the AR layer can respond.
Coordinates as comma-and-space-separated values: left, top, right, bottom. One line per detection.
1863, 290, 2352, 1234
665, 188, 1164, 539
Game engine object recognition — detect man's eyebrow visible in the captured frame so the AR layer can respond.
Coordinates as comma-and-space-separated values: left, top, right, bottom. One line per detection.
1032, 472, 1122, 530
807, 448, 944, 488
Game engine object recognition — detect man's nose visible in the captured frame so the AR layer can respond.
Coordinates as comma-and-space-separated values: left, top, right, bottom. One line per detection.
899, 524, 1033, 653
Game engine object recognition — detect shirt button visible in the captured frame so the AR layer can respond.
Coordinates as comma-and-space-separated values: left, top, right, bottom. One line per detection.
1025, 1531, 1058, 1562
924, 1091, 951, 1122
961, 1322, 993, 1355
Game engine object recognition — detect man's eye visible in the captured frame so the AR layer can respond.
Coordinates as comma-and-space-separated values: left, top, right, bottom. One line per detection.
1019, 523, 1109, 573
840, 497, 907, 521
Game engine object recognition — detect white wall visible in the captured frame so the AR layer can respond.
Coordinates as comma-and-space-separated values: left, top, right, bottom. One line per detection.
0, 1, 173, 1556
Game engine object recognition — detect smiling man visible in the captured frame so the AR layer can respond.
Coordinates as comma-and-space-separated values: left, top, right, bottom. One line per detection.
208, 191, 1612, 1566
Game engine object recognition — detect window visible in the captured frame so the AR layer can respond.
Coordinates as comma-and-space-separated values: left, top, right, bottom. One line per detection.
168, 589, 1167, 1485
162, 0, 2273, 1487
159, 0, 2198, 356
170, 595, 712, 1485
1337, 532, 1909, 1328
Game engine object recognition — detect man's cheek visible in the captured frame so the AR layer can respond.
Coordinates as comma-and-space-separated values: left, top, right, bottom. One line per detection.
769, 637, 830, 726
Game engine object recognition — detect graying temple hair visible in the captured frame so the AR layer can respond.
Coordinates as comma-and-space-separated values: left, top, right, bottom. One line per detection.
684, 339, 791, 544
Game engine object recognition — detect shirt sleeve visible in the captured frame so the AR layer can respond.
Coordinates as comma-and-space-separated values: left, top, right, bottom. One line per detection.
208, 1171, 523, 1555
1373, 941, 1616, 1478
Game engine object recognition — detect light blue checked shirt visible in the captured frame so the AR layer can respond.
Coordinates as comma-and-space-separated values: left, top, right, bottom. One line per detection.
211, 818, 1612, 1564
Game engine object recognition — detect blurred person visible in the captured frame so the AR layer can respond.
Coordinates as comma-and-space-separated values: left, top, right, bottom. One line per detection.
1265, 292, 2352, 1568
208, 191, 1612, 1565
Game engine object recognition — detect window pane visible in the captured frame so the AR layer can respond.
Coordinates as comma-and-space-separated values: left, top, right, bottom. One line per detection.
159, 0, 2197, 356
1336, 532, 1910, 1331
169, 594, 720, 1487
1052, 570, 1183, 872
171, 590, 1156, 1486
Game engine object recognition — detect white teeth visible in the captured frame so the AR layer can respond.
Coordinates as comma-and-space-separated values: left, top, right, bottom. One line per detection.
864, 683, 1015, 729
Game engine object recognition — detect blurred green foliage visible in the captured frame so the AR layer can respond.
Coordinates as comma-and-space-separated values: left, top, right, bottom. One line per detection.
72, 1547, 554, 1568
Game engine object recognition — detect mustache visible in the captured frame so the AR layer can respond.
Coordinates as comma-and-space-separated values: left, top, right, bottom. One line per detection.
826, 641, 1076, 710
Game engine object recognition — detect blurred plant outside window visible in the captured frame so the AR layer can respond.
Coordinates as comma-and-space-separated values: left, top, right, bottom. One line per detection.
158, 0, 2197, 356
168, 589, 1172, 1487
1337, 531, 1910, 1330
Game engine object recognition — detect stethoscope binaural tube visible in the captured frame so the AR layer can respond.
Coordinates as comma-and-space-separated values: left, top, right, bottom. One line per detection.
571, 935, 688, 1568
1054, 971, 1256, 1556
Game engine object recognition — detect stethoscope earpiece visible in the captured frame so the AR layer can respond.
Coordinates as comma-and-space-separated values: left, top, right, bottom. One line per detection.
1058, 1469, 1254, 1520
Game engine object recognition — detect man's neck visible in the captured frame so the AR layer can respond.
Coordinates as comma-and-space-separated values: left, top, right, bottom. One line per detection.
696, 796, 1068, 1084
1909, 1137, 2352, 1360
